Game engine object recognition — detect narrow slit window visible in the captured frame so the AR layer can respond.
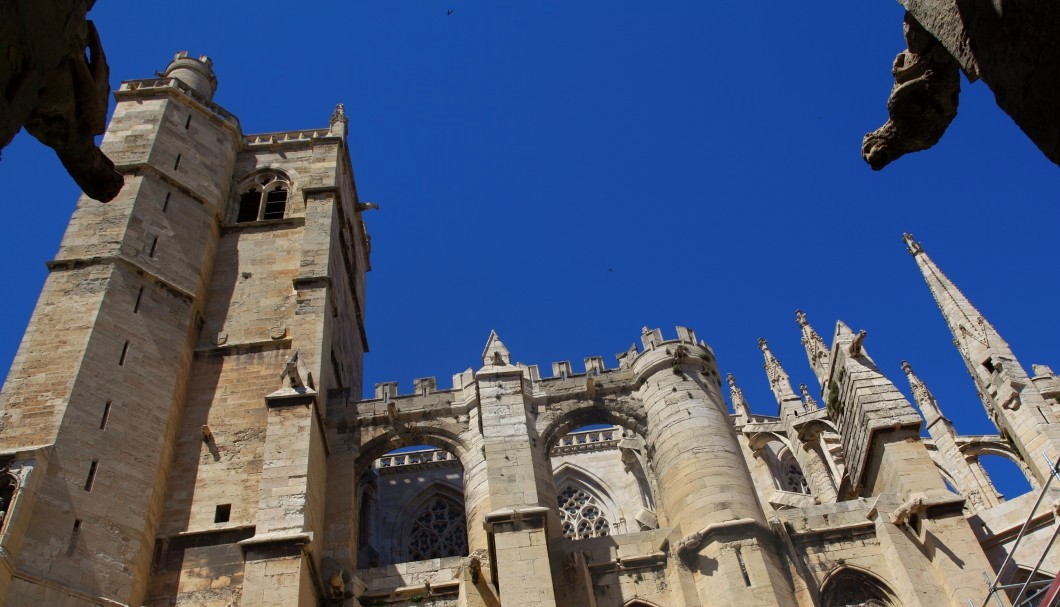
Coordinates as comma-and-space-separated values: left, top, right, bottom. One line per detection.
100, 401, 112, 430
173, 154, 182, 170
162, 192, 171, 213
119, 341, 129, 366
67, 519, 82, 554
148, 236, 159, 258
262, 187, 288, 220
185, 115, 192, 129
735, 546, 752, 587
237, 189, 261, 223
214, 504, 231, 523
84, 460, 98, 491
134, 287, 144, 313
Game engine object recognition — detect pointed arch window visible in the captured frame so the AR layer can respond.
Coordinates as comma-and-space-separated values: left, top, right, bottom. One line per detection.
558, 484, 611, 540
236, 172, 290, 223
407, 496, 467, 561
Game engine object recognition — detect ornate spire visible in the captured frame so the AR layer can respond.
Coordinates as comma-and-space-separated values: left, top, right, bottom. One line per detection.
796, 310, 831, 387
901, 360, 942, 424
758, 338, 799, 406
727, 373, 752, 422
905, 232, 1009, 360
904, 233, 1032, 411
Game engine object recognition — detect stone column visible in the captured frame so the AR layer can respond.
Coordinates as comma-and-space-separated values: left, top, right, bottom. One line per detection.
632, 328, 795, 606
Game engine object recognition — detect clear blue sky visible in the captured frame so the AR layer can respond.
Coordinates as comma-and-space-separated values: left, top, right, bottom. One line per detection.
1, 2, 1056, 498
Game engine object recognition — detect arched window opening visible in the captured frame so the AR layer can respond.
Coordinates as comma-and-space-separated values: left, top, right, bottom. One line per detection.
979, 454, 1033, 500
235, 172, 290, 223
558, 483, 611, 540
549, 423, 657, 539
821, 569, 898, 607
778, 451, 810, 495
407, 495, 468, 560
357, 443, 466, 568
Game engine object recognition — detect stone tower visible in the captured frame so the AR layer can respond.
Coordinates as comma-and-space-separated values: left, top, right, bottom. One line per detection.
0, 52, 371, 606
1, 53, 1059, 607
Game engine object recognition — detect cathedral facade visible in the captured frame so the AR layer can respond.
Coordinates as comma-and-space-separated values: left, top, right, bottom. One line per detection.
0, 53, 1058, 607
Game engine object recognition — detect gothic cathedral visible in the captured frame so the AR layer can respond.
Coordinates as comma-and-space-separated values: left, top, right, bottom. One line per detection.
0, 53, 1058, 607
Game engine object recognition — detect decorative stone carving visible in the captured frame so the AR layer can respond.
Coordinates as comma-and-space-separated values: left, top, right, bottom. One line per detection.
0, 1, 124, 200
557, 484, 611, 540
862, 13, 960, 171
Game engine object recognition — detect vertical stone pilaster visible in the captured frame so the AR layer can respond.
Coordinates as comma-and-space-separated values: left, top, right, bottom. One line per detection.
475, 333, 558, 607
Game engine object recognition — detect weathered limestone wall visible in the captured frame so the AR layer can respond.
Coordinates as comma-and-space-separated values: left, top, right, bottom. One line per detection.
0, 59, 238, 606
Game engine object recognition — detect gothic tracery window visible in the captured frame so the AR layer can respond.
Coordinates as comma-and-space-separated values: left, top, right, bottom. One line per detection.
236, 172, 289, 222
558, 484, 611, 540
407, 496, 467, 561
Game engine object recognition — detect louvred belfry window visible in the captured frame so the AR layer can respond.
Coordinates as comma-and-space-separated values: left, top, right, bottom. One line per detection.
407, 496, 468, 560
558, 484, 611, 540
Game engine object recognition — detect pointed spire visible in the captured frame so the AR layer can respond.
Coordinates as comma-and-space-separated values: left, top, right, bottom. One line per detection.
904, 232, 1007, 363
727, 373, 752, 423
796, 310, 831, 387
758, 338, 799, 407
904, 233, 1039, 414
481, 330, 511, 367
901, 360, 943, 424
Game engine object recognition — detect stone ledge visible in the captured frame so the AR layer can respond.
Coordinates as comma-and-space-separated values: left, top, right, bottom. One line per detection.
238, 530, 313, 551
483, 506, 551, 532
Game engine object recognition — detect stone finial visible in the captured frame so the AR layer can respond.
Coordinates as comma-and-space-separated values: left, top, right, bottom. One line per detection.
902, 233, 922, 255
1033, 364, 1055, 378
481, 330, 511, 367
330, 103, 348, 137
799, 384, 818, 411
796, 310, 831, 387
727, 373, 752, 422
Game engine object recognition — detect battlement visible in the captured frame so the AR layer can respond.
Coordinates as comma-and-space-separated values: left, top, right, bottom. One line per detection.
364, 326, 716, 400
116, 77, 239, 127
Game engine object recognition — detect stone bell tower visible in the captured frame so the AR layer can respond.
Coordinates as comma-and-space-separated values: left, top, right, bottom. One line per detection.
0, 51, 372, 607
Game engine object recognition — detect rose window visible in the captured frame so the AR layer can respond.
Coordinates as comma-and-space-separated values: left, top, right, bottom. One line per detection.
558, 485, 610, 540
407, 497, 468, 561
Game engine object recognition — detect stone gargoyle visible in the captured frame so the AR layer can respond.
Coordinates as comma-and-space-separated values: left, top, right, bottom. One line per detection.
1, 0, 124, 201
862, 13, 960, 170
